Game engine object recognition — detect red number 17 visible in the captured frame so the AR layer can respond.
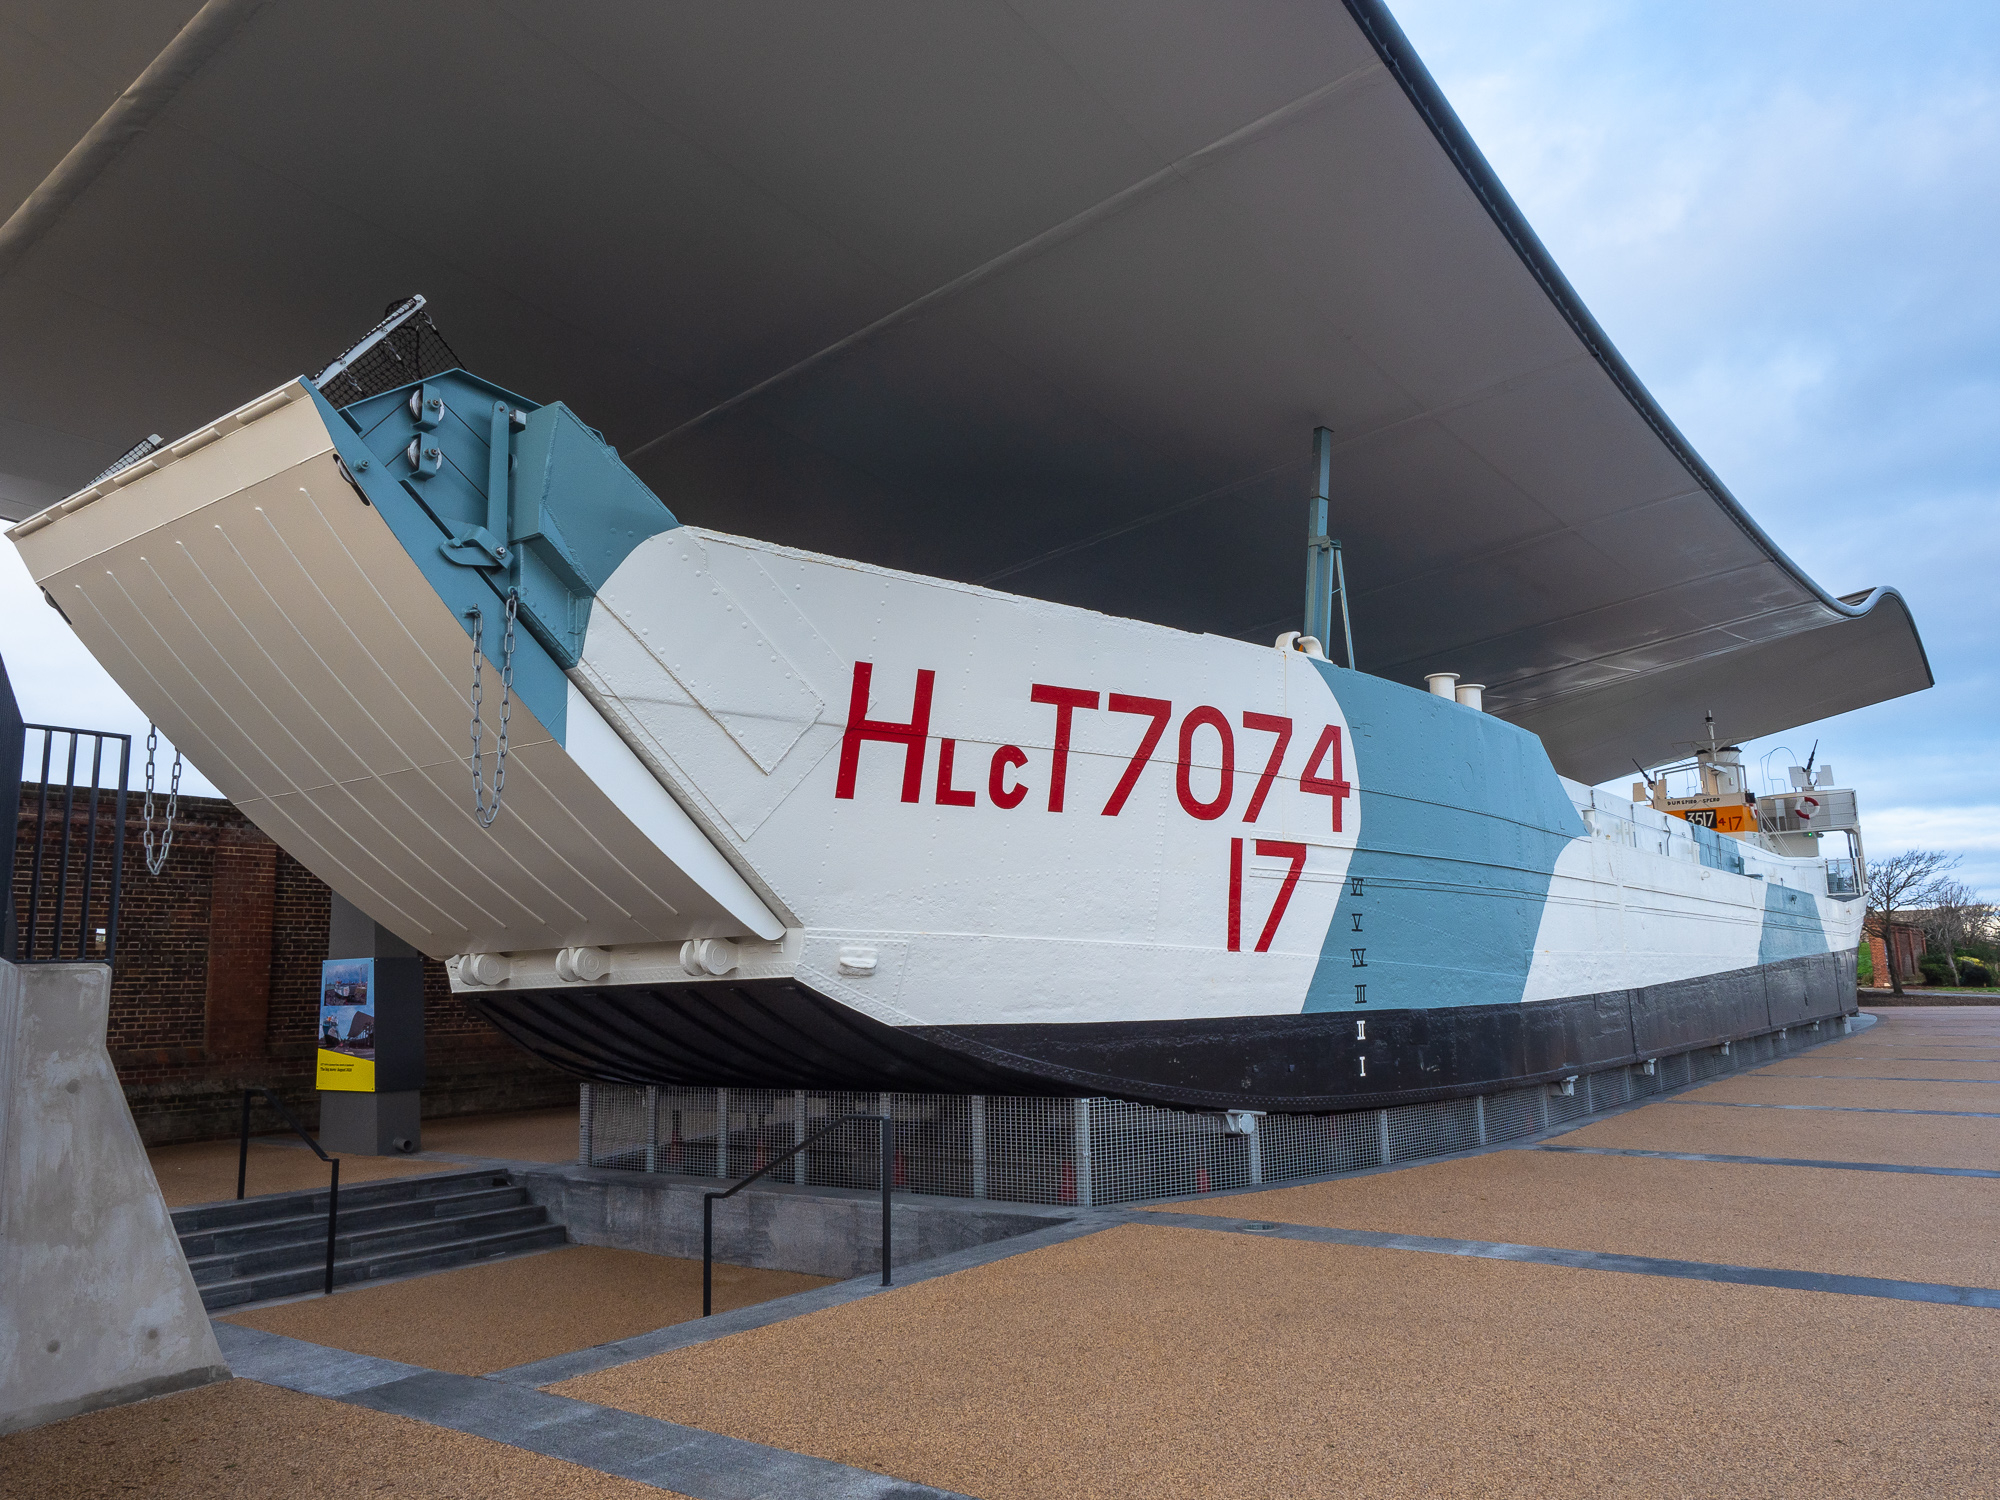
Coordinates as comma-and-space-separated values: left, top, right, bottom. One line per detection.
1229, 838, 1308, 953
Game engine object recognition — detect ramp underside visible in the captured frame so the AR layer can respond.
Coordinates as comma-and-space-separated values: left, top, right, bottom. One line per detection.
12, 387, 770, 958
470, 950, 1853, 1112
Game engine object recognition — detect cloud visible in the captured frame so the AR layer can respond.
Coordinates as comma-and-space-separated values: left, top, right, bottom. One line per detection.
1867, 805, 2000, 900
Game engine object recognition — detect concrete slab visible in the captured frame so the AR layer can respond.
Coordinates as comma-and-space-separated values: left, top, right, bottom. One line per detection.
515, 1162, 1065, 1280
0, 1376, 680, 1498
213, 1320, 429, 1396
220, 1244, 832, 1374
0, 960, 227, 1435
557, 1222, 2000, 1500
1147, 1149, 2000, 1287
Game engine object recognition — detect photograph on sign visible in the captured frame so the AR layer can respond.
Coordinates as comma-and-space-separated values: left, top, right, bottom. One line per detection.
316, 957, 377, 1091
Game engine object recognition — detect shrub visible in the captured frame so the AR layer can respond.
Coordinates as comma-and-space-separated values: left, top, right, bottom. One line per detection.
1961, 962, 1994, 988
1919, 957, 1951, 985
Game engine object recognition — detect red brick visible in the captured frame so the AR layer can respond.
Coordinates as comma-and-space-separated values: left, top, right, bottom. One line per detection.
16, 786, 572, 1144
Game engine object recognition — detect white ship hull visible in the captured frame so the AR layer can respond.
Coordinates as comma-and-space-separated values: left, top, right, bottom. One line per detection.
8, 369, 1860, 1110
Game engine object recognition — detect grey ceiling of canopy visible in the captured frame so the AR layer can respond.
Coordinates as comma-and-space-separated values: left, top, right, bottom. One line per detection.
0, 0, 1929, 781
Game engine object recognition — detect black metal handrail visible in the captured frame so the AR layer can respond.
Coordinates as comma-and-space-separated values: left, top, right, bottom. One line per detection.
16, 725, 129, 964
703, 1113, 892, 1316
237, 1087, 341, 1296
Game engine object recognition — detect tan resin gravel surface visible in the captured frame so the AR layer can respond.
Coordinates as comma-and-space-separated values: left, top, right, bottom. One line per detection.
148, 1138, 443, 1207
224, 1244, 831, 1373
418, 1105, 581, 1163
1681, 1075, 2000, 1112
0, 1379, 682, 1499
558, 1222, 2000, 1500
1754, 1057, 2000, 1079
1149, 1148, 2000, 1284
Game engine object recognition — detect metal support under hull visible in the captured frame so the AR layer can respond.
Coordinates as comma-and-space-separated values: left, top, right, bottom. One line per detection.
469, 948, 1855, 1114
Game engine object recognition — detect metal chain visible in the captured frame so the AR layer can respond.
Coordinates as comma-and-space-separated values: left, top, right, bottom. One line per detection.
141, 723, 181, 876
468, 590, 517, 827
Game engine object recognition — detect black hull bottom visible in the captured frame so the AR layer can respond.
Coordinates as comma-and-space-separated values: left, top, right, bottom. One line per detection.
467, 949, 1857, 1113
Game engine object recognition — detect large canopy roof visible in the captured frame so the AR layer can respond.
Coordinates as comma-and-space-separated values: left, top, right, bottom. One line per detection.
0, 0, 1929, 782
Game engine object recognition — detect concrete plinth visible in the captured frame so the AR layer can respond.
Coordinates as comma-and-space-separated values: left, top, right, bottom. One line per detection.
0, 959, 228, 1435
514, 1163, 1066, 1280
318, 1088, 422, 1156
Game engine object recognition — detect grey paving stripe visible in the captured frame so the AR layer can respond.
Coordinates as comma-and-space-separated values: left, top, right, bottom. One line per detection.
492, 1211, 1123, 1387
216, 1324, 969, 1498
345, 1369, 963, 1499
213, 1321, 430, 1396
1138, 1209, 2000, 1307
1669, 1100, 2000, 1118
1532, 1145, 2000, 1179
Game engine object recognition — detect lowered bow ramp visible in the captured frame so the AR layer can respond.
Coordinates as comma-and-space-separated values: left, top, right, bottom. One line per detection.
8, 381, 780, 956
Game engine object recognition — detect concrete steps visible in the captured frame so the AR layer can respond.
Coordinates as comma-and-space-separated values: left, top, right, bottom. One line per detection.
173, 1168, 567, 1310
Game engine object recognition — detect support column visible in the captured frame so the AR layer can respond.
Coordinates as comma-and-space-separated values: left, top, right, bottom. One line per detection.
714, 1087, 729, 1178
644, 1085, 660, 1173
971, 1094, 987, 1200
316, 893, 423, 1156
1073, 1098, 1093, 1208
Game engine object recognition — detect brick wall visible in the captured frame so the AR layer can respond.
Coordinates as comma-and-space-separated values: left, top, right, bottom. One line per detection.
1865, 920, 1926, 985
15, 786, 575, 1143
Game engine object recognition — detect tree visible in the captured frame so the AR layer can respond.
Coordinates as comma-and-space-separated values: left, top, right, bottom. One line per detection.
1918, 881, 1997, 986
1865, 849, 1960, 995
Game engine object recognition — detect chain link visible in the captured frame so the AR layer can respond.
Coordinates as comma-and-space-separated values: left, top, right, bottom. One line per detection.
141, 723, 181, 876
469, 589, 517, 827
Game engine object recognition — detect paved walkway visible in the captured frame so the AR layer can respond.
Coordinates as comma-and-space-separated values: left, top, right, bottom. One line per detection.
8, 1008, 1997, 1498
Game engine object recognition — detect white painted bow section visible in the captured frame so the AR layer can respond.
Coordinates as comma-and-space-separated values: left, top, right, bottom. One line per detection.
7, 382, 779, 958
573, 527, 1361, 1027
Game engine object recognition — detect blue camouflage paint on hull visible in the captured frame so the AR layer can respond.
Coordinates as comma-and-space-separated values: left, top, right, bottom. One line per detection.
1304, 661, 1585, 1013
1759, 880, 1829, 964
310, 373, 683, 746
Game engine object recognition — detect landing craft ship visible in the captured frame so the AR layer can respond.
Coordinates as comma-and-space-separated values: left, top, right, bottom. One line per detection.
7, 313, 1880, 1112
2, 1, 1930, 1119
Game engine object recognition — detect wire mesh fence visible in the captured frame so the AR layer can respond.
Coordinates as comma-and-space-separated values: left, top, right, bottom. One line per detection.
577, 1017, 1857, 1208
313, 298, 463, 408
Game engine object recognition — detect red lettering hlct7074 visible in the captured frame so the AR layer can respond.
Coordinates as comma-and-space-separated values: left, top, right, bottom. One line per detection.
1030, 684, 1099, 812
836, 661, 934, 802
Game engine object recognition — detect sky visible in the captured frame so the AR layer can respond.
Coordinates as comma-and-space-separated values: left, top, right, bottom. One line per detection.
1391, 0, 2000, 898
4, 1, 1996, 894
